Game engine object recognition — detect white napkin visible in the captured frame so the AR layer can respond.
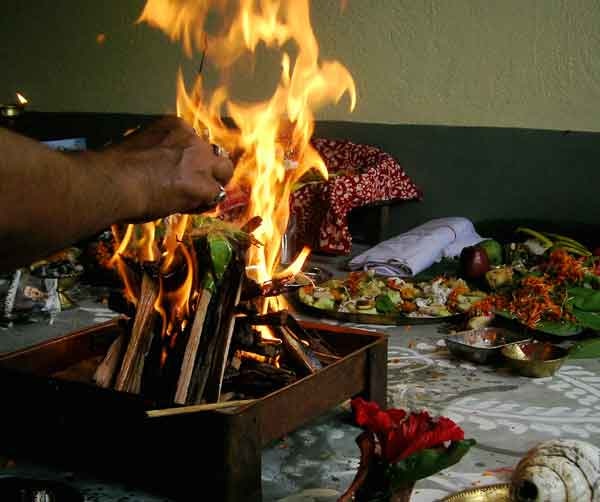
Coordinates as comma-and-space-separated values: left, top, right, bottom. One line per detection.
348, 217, 485, 277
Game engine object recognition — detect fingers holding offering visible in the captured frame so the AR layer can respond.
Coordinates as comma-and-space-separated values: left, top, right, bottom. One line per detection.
107, 115, 236, 221
114, 116, 198, 151
177, 140, 234, 213
211, 153, 235, 187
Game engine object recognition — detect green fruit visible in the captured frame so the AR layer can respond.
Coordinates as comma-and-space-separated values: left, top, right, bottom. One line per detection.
477, 239, 503, 266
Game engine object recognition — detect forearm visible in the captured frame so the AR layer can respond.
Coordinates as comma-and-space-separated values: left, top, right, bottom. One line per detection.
0, 128, 144, 271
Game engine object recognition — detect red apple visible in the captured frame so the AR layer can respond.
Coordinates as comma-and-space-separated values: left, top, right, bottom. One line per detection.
460, 246, 490, 279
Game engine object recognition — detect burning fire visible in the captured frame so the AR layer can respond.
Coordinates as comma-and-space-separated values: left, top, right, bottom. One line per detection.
16, 92, 28, 105
110, 0, 355, 337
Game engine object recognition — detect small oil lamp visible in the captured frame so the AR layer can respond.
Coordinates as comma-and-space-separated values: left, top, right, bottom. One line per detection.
1, 92, 28, 118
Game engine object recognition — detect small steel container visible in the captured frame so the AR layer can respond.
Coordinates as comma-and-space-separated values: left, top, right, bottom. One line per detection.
445, 327, 531, 364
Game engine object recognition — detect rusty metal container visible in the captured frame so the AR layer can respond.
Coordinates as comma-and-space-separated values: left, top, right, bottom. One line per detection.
0, 318, 387, 502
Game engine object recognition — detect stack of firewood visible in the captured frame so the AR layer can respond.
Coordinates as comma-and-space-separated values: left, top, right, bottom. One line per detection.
93, 218, 339, 406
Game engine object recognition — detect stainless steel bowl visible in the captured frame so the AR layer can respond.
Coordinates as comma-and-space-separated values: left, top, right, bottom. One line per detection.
445, 327, 531, 364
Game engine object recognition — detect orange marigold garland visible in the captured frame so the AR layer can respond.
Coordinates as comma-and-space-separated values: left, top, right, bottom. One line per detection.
469, 249, 585, 329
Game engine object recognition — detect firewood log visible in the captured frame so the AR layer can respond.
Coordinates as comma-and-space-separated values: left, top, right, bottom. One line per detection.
93, 334, 125, 388
174, 288, 212, 404
275, 325, 322, 376
203, 263, 244, 403
185, 235, 239, 404
223, 362, 296, 397
115, 273, 158, 393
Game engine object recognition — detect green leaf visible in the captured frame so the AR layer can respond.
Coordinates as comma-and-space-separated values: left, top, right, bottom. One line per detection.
495, 310, 582, 336
569, 338, 600, 359
208, 234, 233, 282
584, 273, 600, 289
495, 309, 517, 320
386, 439, 476, 486
534, 320, 583, 336
413, 258, 460, 282
201, 272, 216, 293
568, 287, 600, 312
375, 294, 395, 314
572, 308, 600, 331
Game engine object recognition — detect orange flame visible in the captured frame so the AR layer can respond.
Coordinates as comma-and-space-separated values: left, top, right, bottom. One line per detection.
139, 0, 356, 289
16, 93, 28, 105
139, 222, 158, 262
108, 0, 356, 368
274, 245, 311, 279
154, 240, 195, 368
109, 224, 138, 305
161, 214, 189, 272
255, 325, 279, 342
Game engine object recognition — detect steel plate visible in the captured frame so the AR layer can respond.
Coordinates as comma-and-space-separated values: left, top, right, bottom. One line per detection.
440, 483, 510, 502
291, 291, 463, 326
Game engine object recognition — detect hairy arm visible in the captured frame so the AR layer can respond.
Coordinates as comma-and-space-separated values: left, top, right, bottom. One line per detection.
0, 118, 233, 271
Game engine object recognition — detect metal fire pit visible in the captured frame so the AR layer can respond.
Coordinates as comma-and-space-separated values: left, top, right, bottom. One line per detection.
0, 318, 387, 502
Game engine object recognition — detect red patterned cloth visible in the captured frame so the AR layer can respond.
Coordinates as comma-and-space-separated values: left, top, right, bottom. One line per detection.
291, 138, 422, 254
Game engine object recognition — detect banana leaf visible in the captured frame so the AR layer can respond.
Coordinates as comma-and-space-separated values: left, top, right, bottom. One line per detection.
569, 338, 600, 359
386, 439, 476, 488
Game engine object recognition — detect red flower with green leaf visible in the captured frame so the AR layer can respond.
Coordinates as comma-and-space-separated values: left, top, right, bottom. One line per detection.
342, 398, 476, 501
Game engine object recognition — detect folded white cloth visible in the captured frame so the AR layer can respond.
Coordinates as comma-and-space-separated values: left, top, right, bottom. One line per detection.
348, 217, 485, 277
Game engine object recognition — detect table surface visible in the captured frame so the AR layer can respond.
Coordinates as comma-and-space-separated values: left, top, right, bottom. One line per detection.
1, 254, 599, 502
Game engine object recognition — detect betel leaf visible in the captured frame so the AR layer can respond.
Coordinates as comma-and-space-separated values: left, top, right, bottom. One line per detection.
207, 234, 233, 282
495, 309, 516, 320
495, 310, 583, 336
201, 271, 216, 293
569, 338, 600, 359
568, 287, 600, 312
386, 439, 476, 487
533, 320, 583, 336
375, 294, 395, 314
572, 308, 600, 331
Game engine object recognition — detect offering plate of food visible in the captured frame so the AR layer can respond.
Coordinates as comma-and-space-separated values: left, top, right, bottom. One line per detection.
293, 270, 487, 325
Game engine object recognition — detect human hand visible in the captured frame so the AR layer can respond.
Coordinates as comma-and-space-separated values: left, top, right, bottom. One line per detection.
107, 116, 234, 221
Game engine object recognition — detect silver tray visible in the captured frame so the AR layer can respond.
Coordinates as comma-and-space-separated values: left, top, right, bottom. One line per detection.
445, 327, 531, 363
291, 291, 463, 325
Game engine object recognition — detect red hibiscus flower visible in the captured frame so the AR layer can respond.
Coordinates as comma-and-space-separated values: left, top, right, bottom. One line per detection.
350, 398, 465, 464
352, 397, 406, 436
341, 399, 475, 501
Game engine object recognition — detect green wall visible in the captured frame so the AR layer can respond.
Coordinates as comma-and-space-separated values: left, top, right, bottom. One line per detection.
2, 1, 600, 132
